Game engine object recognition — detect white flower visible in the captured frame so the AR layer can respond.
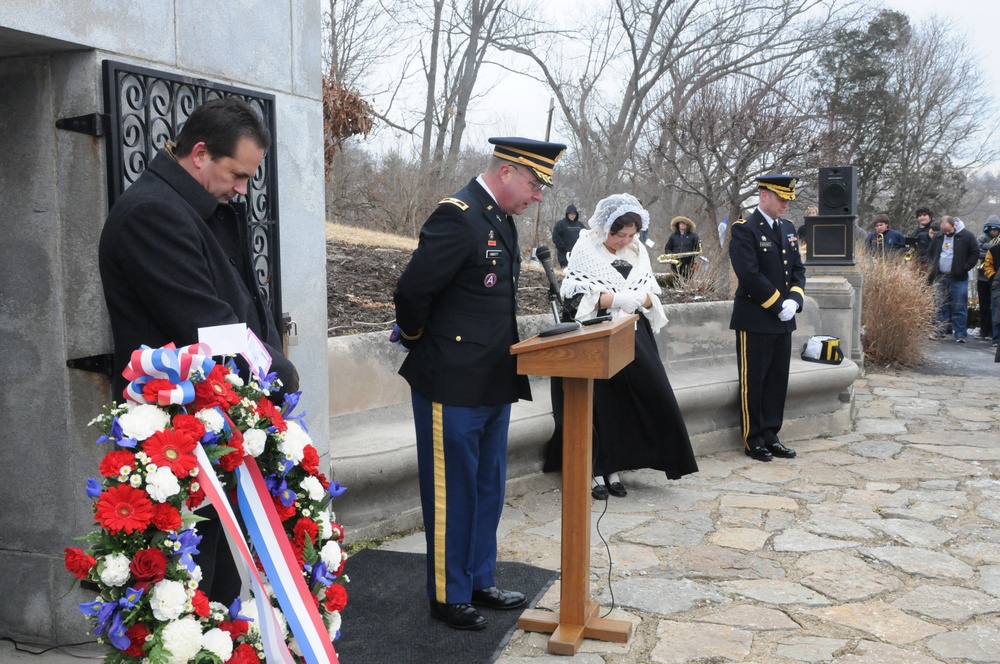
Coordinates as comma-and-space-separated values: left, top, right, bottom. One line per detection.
160, 617, 203, 664
244, 429, 267, 457
289, 637, 302, 656
195, 408, 224, 434
279, 421, 311, 464
315, 510, 332, 540
119, 404, 170, 441
225, 373, 245, 387
189, 564, 202, 585
99, 553, 130, 587
300, 475, 326, 502
242, 598, 260, 636
129, 474, 143, 488
150, 579, 189, 621
327, 610, 342, 639
145, 466, 181, 503
320, 541, 343, 570
202, 627, 234, 661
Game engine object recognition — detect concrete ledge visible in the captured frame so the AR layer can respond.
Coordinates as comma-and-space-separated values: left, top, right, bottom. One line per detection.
328, 299, 858, 540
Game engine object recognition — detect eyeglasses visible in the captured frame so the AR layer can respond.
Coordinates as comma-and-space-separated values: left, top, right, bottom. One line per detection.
510, 164, 547, 192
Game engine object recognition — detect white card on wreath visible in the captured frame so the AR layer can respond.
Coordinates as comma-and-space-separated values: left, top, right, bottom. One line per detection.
199, 323, 248, 356
244, 327, 272, 378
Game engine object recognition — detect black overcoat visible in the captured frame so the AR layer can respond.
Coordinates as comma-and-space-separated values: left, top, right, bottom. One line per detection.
394, 178, 530, 407
99, 151, 296, 398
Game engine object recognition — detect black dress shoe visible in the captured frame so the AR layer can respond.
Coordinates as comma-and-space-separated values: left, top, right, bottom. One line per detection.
745, 445, 773, 462
471, 586, 527, 610
591, 484, 609, 500
767, 440, 797, 458
607, 481, 627, 498
430, 601, 488, 630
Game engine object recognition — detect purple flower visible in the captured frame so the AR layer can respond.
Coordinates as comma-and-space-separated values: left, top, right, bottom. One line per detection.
168, 529, 202, 572
328, 482, 347, 498
86, 478, 102, 499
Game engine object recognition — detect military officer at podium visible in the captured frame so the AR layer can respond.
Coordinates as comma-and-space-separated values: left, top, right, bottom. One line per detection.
393, 137, 567, 630
729, 174, 806, 462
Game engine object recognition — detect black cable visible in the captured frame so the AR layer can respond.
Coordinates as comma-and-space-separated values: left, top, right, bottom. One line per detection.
1, 636, 100, 657
590, 422, 616, 619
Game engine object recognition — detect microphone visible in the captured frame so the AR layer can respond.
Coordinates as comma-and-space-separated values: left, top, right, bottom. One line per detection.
534, 245, 580, 336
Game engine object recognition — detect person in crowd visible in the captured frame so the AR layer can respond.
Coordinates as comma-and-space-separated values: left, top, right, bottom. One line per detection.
718, 217, 729, 246
927, 215, 979, 342
912, 206, 934, 266
866, 214, 907, 256
982, 236, 1000, 349
552, 203, 585, 268
560, 193, 698, 500
393, 136, 566, 631
729, 174, 805, 462
975, 216, 1000, 340
797, 205, 818, 262
663, 215, 702, 278
99, 98, 299, 605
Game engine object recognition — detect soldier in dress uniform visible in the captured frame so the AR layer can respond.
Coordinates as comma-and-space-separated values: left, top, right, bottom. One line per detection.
393, 137, 566, 630
729, 174, 806, 462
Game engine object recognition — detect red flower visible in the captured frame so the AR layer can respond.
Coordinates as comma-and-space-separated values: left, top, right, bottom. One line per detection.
150, 502, 182, 531
192, 589, 211, 618
192, 365, 240, 412
323, 583, 348, 612
316, 472, 330, 490
301, 445, 320, 476
272, 495, 296, 521
123, 623, 151, 657
144, 428, 198, 478
64, 547, 96, 579
129, 548, 167, 588
186, 484, 206, 510
142, 378, 177, 405
99, 450, 136, 478
226, 643, 262, 664
255, 397, 287, 432
219, 619, 249, 641
219, 428, 245, 472
94, 484, 154, 535
171, 413, 206, 442
293, 517, 319, 548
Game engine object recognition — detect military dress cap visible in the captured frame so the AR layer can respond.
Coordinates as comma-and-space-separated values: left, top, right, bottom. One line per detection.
488, 136, 567, 186
756, 174, 798, 201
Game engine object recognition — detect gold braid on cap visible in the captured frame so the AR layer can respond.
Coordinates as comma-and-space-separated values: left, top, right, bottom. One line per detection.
492, 145, 565, 185
758, 180, 797, 201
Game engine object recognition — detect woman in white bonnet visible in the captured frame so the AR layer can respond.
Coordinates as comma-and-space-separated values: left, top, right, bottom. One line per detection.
560, 193, 697, 499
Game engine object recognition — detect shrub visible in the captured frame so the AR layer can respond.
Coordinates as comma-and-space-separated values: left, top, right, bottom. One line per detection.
858, 249, 936, 367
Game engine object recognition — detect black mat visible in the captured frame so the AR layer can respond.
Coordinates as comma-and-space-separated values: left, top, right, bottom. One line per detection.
332, 549, 558, 664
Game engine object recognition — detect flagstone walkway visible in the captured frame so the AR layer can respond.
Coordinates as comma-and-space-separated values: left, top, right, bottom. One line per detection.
467, 369, 1000, 663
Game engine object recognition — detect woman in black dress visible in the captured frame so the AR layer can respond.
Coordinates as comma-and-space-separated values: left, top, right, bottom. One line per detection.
560, 194, 697, 499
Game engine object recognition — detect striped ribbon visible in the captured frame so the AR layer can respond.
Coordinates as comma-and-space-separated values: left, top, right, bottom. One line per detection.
193, 446, 294, 664
237, 458, 339, 664
123, 343, 216, 405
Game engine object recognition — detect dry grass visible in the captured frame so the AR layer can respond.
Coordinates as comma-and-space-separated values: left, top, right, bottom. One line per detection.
325, 222, 418, 251
857, 249, 936, 367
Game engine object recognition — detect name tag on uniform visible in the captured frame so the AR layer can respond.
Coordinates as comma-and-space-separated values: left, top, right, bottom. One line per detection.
759, 239, 774, 248
486, 249, 502, 258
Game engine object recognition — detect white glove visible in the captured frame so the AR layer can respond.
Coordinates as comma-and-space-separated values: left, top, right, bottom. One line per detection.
778, 299, 797, 322
611, 290, 647, 313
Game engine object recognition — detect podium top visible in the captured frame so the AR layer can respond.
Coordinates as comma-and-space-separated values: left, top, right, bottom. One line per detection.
510, 314, 637, 379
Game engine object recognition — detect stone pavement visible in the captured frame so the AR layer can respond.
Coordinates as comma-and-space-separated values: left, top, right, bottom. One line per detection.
15, 365, 999, 663
383, 367, 1000, 663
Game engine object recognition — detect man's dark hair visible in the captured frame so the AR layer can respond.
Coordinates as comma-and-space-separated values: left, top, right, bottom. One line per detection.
915, 206, 933, 219
174, 97, 271, 159
873, 213, 890, 227
609, 211, 643, 235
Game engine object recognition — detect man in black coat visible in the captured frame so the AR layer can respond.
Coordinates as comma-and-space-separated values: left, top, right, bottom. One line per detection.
394, 137, 566, 630
927, 215, 979, 342
729, 174, 806, 462
99, 98, 298, 604
552, 203, 584, 268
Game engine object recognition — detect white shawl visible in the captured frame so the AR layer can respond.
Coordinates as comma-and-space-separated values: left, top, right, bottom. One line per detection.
560, 229, 668, 332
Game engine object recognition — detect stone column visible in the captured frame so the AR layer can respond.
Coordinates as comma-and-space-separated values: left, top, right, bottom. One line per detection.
806, 264, 864, 364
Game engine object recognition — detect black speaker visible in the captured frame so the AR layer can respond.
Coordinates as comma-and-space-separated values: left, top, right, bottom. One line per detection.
818, 166, 857, 217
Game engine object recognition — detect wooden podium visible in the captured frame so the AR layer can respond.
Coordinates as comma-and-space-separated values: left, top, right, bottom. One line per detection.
509, 315, 637, 655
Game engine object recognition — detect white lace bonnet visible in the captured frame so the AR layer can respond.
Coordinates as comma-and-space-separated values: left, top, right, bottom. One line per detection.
589, 193, 650, 240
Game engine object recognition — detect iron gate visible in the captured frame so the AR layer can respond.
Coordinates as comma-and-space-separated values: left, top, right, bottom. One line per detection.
101, 59, 283, 326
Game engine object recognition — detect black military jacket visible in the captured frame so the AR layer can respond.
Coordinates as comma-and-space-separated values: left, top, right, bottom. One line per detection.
394, 179, 531, 407
728, 209, 806, 334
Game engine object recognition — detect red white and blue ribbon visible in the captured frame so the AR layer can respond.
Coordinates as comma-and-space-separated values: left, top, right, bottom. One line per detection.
194, 446, 295, 664
122, 343, 216, 405
237, 458, 339, 664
